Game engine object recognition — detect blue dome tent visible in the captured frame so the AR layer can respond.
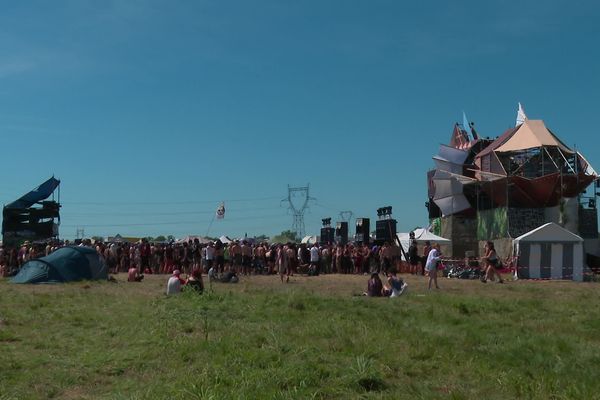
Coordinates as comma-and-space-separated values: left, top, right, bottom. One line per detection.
11, 246, 107, 284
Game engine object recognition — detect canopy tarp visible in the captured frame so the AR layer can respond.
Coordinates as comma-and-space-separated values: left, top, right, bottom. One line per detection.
5, 177, 60, 209
494, 120, 573, 154
432, 170, 473, 216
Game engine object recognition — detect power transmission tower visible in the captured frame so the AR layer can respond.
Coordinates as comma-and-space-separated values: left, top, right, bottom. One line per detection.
281, 184, 316, 239
339, 210, 353, 223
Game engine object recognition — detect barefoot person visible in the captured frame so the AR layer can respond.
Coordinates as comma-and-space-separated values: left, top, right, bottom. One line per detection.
425, 243, 441, 290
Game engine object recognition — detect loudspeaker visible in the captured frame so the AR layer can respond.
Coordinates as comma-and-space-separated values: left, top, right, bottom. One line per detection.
375, 219, 397, 245
355, 218, 370, 245
335, 221, 348, 245
320, 227, 335, 245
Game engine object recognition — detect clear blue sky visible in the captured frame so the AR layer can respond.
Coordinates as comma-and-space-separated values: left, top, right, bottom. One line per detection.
1, 1, 599, 240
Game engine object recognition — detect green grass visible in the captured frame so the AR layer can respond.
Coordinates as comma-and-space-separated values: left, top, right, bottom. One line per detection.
1, 274, 600, 399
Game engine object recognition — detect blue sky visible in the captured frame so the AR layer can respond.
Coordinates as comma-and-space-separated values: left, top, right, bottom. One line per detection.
1, 1, 599, 239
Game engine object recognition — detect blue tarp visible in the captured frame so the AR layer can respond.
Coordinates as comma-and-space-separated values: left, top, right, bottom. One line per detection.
5, 177, 60, 209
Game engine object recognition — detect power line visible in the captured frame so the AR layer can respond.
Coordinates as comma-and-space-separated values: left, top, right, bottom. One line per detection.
61, 196, 281, 206
60, 213, 289, 228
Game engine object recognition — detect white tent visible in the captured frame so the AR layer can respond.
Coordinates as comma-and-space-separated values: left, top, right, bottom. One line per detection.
176, 235, 211, 244
513, 222, 584, 281
301, 235, 318, 244
397, 229, 451, 260
219, 235, 233, 244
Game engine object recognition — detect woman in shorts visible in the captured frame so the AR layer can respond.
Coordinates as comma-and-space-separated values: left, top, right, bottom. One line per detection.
481, 241, 504, 283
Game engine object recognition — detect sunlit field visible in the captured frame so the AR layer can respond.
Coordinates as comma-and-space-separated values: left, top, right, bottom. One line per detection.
2, 273, 600, 399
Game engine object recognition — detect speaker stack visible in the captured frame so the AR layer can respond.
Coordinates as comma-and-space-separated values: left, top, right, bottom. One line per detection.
335, 221, 348, 245
320, 218, 335, 245
354, 218, 370, 245
374, 206, 397, 245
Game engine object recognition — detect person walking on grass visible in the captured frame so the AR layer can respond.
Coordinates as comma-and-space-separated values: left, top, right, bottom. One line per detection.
481, 241, 504, 283
425, 243, 441, 290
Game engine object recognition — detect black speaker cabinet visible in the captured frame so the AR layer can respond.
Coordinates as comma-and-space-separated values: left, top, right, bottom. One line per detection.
320, 227, 335, 245
355, 218, 370, 245
335, 221, 348, 245
375, 219, 397, 245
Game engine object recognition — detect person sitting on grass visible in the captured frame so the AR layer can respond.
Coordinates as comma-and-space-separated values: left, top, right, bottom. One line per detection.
220, 270, 239, 283
481, 241, 504, 284
127, 266, 144, 282
385, 270, 407, 297
365, 272, 384, 297
166, 269, 185, 295
185, 268, 204, 294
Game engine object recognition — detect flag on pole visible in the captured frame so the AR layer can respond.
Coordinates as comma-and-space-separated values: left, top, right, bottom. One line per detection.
216, 202, 225, 219
462, 111, 470, 138
516, 102, 528, 126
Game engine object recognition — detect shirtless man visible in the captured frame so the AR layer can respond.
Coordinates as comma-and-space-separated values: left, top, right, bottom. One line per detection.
241, 240, 252, 275
379, 242, 393, 274
229, 241, 241, 273
254, 243, 266, 274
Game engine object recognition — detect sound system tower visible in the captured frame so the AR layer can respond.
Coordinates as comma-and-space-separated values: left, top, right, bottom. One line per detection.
375, 219, 397, 245
335, 221, 348, 245
320, 227, 335, 245
355, 218, 370, 245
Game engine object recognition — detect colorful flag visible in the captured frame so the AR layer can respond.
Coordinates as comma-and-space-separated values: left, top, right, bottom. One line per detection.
216, 202, 225, 219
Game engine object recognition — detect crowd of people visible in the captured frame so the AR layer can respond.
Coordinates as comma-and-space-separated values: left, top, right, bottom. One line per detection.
0, 236, 506, 292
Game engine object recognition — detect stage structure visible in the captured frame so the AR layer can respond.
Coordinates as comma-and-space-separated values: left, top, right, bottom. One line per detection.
427, 105, 599, 259
2, 177, 61, 248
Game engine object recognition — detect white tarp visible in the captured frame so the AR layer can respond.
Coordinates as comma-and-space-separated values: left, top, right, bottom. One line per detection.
301, 235, 318, 244
219, 235, 233, 244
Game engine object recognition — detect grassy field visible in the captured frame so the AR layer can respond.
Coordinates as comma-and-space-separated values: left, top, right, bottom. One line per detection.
1, 273, 600, 399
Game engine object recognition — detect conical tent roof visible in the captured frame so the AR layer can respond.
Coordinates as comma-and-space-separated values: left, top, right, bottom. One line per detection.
494, 120, 573, 153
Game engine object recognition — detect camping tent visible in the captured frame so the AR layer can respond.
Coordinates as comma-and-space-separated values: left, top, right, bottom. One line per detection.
513, 222, 585, 281
12, 246, 108, 284
397, 229, 451, 260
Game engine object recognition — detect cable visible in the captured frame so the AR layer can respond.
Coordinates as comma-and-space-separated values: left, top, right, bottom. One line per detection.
60, 213, 289, 228
61, 196, 281, 206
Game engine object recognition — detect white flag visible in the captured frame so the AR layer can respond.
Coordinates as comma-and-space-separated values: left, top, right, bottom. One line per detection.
516, 102, 528, 126
216, 202, 225, 219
